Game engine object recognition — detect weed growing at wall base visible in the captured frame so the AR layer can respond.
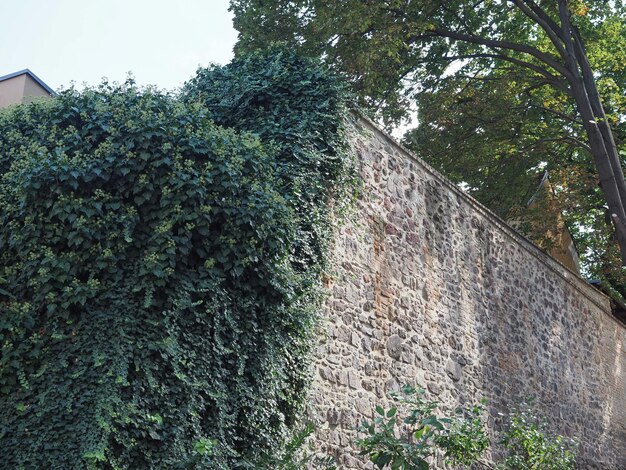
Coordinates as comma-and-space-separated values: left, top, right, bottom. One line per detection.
356, 388, 578, 470
498, 400, 578, 470
357, 385, 489, 469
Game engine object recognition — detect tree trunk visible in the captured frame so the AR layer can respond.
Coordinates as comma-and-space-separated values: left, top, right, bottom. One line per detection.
583, 118, 626, 265
559, 0, 626, 265
571, 25, 626, 208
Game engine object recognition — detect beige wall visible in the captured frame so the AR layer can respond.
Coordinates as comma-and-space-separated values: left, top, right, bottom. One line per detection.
522, 177, 581, 273
310, 116, 626, 469
0, 73, 51, 108
22, 74, 53, 104
0, 74, 28, 108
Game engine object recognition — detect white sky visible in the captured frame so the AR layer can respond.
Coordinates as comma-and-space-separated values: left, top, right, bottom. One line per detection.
1, 0, 238, 92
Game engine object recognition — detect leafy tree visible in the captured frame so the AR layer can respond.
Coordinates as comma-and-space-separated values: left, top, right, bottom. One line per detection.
402, 61, 626, 294
230, 0, 626, 274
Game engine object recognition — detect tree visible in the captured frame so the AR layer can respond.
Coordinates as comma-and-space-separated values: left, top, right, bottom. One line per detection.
402, 54, 626, 293
230, 0, 626, 267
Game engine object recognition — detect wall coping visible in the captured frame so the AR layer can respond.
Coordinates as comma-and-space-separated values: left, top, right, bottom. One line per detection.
352, 111, 625, 329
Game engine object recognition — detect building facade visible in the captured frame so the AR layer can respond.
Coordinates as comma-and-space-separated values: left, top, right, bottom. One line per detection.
0, 69, 54, 108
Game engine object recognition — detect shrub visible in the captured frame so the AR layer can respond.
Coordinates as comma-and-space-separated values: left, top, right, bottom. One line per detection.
248, 423, 337, 470
357, 385, 489, 469
357, 389, 579, 470
499, 400, 578, 470
0, 48, 353, 468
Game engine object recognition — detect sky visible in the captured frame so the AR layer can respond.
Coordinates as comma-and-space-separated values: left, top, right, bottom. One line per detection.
1, 0, 238, 92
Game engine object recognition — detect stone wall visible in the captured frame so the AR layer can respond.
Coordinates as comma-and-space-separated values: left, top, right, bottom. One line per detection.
309, 116, 626, 469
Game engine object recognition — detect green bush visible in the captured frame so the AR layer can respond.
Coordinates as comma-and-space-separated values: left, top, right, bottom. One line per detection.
182, 45, 355, 274
248, 422, 337, 470
499, 400, 578, 470
357, 388, 578, 470
0, 49, 353, 468
357, 385, 489, 469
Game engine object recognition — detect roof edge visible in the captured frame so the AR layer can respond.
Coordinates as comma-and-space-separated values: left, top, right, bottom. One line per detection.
0, 69, 56, 96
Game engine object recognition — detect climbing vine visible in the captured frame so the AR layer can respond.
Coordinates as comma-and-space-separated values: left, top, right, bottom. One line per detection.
0, 48, 354, 468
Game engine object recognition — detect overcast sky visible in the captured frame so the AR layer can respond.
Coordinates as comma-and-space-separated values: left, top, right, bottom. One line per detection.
1, 0, 238, 92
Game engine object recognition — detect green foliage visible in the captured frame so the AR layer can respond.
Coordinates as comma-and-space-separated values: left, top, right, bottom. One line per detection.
402, 29, 626, 291
357, 389, 579, 470
248, 422, 337, 470
231, 0, 626, 291
0, 48, 353, 468
182, 45, 356, 272
356, 385, 488, 469
499, 401, 578, 470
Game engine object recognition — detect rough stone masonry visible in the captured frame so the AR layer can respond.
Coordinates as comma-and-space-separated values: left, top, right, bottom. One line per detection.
309, 116, 626, 469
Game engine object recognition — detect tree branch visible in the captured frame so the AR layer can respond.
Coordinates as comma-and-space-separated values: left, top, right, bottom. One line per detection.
430, 27, 573, 80
559, 0, 626, 264
570, 23, 626, 208
520, 0, 567, 41
435, 52, 570, 94
511, 0, 569, 62
523, 103, 583, 125
529, 136, 592, 153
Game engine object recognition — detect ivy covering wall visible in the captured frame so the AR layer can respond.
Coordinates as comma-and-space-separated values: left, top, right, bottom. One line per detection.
0, 49, 353, 469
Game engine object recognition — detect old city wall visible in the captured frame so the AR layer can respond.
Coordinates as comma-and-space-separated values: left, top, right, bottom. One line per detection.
310, 116, 626, 468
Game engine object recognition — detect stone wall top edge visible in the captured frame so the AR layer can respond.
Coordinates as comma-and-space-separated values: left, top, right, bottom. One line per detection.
351, 111, 619, 320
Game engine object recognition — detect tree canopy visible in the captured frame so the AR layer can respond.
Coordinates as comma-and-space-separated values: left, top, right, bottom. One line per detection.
231, 0, 626, 293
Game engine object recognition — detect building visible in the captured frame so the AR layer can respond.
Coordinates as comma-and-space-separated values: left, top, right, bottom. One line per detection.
0, 69, 55, 108
512, 171, 581, 273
